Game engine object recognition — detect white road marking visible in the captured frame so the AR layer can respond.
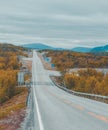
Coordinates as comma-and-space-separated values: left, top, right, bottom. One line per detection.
33, 86, 44, 130
32, 50, 44, 130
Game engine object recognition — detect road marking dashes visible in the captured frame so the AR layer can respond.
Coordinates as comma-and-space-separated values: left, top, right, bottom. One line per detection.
88, 112, 108, 123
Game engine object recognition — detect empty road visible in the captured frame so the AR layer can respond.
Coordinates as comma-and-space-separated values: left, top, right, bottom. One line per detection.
31, 50, 108, 130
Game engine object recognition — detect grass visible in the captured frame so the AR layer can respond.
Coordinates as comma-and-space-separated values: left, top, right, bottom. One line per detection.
0, 88, 28, 119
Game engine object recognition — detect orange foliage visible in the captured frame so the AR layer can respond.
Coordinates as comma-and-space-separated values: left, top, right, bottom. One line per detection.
64, 69, 108, 96
46, 51, 108, 71
0, 44, 28, 104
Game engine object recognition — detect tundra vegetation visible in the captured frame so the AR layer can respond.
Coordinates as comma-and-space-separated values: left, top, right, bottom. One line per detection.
46, 51, 108, 96
0, 44, 30, 130
0, 44, 28, 104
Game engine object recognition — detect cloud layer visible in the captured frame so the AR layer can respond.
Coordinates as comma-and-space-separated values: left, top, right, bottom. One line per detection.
0, 0, 108, 48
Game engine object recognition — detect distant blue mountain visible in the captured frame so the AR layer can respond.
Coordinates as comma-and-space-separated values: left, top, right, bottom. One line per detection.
91, 45, 108, 52
70, 45, 108, 52
22, 43, 91, 52
21, 43, 108, 53
22, 43, 54, 50
72, 47, 91, 52
22, 43, 64, 50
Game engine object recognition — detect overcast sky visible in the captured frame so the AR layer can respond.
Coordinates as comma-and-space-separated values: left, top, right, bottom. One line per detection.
0, 0, 108, 48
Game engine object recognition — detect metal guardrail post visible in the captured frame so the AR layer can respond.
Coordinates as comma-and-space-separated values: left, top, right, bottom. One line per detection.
50, 77, 108, 103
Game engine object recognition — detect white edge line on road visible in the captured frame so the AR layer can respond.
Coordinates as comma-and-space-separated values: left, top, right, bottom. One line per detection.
32, 50, 44, 130
33, 84, 44, 130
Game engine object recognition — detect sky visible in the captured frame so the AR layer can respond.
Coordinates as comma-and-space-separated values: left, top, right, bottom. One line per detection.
0, 0, 108, 48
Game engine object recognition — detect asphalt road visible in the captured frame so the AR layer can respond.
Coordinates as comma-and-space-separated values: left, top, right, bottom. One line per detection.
31, 50, 108, 130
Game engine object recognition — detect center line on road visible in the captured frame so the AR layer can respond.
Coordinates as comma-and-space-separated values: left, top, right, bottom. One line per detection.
88, 111, 108, 123
45, 86, 84, 111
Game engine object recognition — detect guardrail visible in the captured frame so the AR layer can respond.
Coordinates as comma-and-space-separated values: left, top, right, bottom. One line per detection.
51, 77, 108, 103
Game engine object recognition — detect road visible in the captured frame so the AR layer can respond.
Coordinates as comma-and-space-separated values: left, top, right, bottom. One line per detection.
31, 50, 108, 130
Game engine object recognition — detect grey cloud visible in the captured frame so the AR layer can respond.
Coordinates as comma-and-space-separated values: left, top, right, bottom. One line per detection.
0, 0, 108, 48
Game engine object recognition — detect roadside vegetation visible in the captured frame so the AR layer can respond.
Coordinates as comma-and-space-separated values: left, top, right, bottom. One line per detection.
0, 43, 29, 129
0, 88, 28, 130
46, 51, 108, 71
0, 44, 27, 104
46, 51, 108, 96
64, 69, 108, 96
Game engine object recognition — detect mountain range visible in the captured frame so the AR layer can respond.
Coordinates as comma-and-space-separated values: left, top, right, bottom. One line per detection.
91, 45, 108, 52
72, 47, 92, 52
22, 43, 64, 50
21, 43, 108, 53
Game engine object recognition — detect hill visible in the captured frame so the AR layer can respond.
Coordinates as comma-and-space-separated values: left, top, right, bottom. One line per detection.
0, 43, 26, 52
72, 47, 91, 52
91, 45, 108, 52
72, 45, 108, 53
22, 43, 56, 50
21, 43, 108, 53
22, 43, 66, 50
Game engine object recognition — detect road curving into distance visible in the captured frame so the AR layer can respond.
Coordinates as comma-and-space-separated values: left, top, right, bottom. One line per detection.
31, 50, 108, 130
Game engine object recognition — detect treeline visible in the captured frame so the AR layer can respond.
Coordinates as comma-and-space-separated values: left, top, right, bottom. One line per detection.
0, 44, 27, 70
46, 50, 108, 96
0, 43, 26, 52
46, 51, 108, 71
0, 55, 20, 70
0, 44, 27, 104
0, 70, 21, 103
64, 69, 108, 96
